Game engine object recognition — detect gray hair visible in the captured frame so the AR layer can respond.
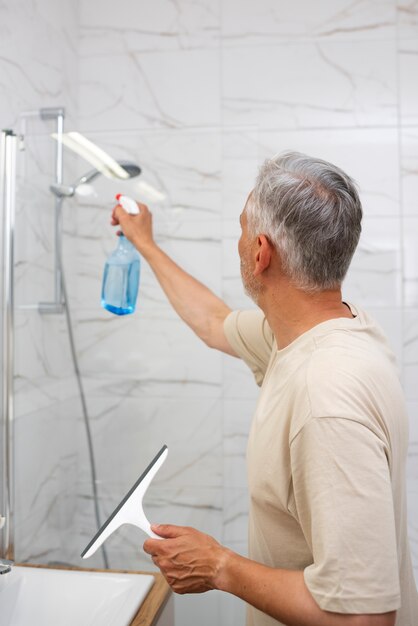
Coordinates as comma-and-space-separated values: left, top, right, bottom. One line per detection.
246, 151, 362, 292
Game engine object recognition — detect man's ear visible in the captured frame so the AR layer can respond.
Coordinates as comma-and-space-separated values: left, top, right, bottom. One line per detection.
254, 235, 272, 276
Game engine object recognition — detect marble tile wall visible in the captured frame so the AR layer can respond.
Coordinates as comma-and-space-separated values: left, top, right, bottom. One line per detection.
71, 1, 418, 624
66, 128, 227, 626
0, 0, 80, 565
1, 1, 418, 625
0, 0, 79, 129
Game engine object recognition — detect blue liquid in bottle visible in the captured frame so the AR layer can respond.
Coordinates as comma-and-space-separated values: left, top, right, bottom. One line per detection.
101, 235, 141, 315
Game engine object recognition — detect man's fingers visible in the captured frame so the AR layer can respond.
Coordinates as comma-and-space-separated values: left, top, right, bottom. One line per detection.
151, 524, 190, 539
113, 204, 128, 221
114, 201, 148, 215
135, 201, 149, 214
143, 525, 190, 553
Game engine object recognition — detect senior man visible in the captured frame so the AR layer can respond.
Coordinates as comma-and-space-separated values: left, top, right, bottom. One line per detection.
112, 152, 418, 626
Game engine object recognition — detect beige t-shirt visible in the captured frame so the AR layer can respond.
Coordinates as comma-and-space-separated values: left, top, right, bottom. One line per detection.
224, 304, 418, 626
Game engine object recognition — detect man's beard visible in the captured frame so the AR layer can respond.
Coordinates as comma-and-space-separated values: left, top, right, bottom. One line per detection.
240, 255, 263, 304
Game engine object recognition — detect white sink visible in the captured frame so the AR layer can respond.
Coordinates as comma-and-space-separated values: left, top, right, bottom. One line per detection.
0, 566, 155, 626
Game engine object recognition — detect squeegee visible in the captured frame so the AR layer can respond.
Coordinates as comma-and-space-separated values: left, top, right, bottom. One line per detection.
81, 445, 168, 559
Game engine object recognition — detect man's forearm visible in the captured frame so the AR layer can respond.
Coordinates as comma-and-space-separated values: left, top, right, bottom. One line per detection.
144, 526, 396, 626
138, 241, 235, 354
218, 550, 396, 626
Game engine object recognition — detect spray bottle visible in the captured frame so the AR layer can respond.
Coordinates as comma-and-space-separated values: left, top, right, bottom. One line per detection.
101, 194, 141, 315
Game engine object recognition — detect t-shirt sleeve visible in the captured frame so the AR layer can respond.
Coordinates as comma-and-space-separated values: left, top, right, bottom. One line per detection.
290, 416, 401, 614
223, 309, 274, 386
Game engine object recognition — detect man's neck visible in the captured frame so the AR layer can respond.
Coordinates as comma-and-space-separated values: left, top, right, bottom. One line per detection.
259, 283, 354, 351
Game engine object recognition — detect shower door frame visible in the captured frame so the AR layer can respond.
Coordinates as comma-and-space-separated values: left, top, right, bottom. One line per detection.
0, 129, 17, 561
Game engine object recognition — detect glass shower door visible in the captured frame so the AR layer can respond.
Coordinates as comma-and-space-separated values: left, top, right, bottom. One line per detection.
0, 120, 80, 567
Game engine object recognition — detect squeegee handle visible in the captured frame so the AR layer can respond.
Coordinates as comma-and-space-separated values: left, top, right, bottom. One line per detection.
147, 528, 164, 540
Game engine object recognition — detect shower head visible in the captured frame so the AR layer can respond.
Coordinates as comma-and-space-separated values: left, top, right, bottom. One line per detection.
50, 160, 142, 198
75, 161, 142, 187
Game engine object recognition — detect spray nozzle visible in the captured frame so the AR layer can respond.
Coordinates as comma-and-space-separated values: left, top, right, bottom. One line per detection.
116, 194, 140, 215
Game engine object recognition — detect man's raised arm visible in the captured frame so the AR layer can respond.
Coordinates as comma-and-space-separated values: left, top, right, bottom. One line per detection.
112, 201, 237, 356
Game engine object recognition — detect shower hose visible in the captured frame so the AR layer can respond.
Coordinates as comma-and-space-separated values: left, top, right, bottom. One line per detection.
58, 244, 110, 569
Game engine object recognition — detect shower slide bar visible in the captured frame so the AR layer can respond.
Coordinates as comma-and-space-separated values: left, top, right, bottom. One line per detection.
40, 107, 66, 314
15, 107, 66, 314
